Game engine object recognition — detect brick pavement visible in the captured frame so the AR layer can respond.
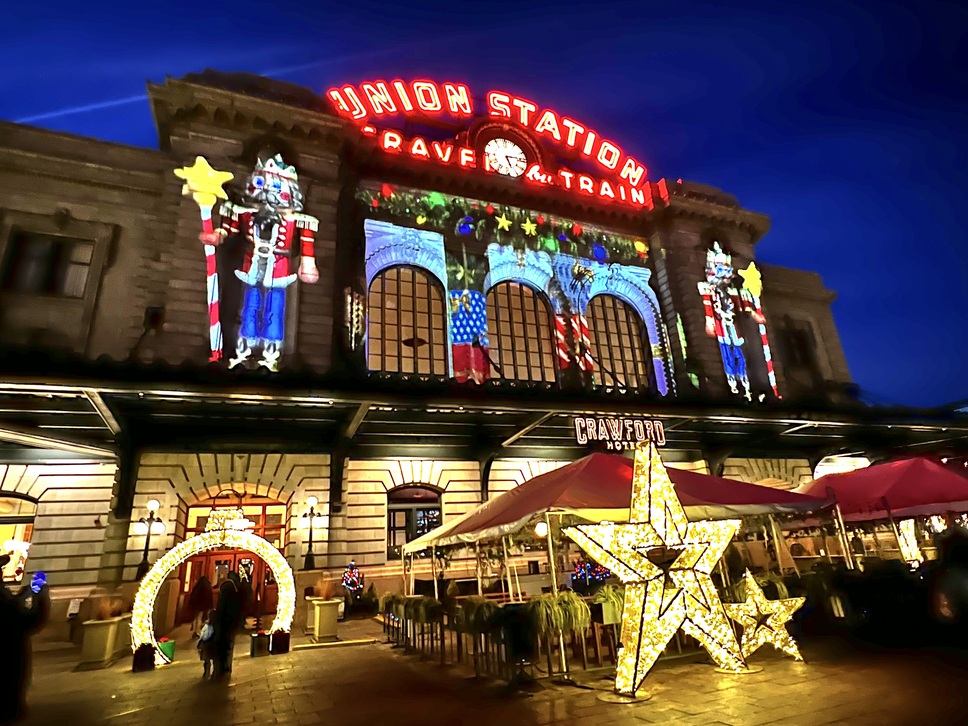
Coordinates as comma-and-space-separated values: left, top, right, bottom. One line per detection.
18, 622, 968, 726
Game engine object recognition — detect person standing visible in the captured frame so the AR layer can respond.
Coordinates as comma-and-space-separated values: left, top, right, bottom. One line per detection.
212, 572, 243, 678
188, 576, 214, 638
0, 555, 50, 724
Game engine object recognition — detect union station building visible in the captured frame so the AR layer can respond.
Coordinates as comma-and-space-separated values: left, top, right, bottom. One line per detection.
1, 72, 964, 631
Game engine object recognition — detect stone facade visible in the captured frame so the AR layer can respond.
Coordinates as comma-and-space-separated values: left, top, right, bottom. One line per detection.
0, 72, 854, 616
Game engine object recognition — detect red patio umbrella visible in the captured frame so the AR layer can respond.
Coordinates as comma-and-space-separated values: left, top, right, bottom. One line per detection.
427, 452, 828, 548
798, 457, 968, 521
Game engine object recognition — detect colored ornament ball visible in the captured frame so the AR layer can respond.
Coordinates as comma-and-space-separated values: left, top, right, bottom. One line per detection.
371, 199, 379, 208
485, 204, 495, 214
557, 233, 568, 243
572, 223, 583, 236
593, 244, 607, 261
536, 214, 545, 225
380, 183, 394, 198
458, 216, 474, 235
543, 237, 559, 252
634, 240, 648, 257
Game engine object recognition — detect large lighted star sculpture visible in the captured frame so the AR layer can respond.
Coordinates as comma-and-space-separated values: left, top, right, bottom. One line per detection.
174, 156, 234, 208
724, 570, 805, 661
738, 262, 763, 299
564, 443, 747, 697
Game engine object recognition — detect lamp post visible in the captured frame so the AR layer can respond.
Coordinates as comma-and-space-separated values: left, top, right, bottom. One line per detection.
303, 496, 319, 571
135, 499, 166, 580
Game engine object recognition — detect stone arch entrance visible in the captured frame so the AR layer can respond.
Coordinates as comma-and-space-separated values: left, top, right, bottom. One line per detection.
131, 512, 295, 665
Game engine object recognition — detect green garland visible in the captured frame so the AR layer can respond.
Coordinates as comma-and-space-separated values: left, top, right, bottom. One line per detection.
357, 182, 648, 264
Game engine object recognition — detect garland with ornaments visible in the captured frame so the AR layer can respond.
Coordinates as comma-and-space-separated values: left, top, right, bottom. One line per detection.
357, 183, 649, 264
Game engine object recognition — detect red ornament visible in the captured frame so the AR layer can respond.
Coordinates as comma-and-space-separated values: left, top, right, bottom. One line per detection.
371, 199, 379, 208
380, 183, 393, 198
485, 204, 495, 214
536, 214, 545, 225
572, 223, 583, 236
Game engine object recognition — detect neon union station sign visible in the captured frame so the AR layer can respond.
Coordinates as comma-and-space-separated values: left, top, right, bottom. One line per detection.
327, 79, 656, 209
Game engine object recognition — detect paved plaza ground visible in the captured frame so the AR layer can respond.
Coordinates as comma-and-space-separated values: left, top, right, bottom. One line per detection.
19, 620, 968, 726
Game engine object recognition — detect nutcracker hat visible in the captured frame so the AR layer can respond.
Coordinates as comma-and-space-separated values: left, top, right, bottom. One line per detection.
707, 240, 732, 267
256, 154, 299, 182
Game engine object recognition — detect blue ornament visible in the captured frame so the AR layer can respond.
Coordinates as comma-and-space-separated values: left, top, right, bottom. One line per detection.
557, 233, 568, 242
593, 244, 607, 261
458, 216, 473, 235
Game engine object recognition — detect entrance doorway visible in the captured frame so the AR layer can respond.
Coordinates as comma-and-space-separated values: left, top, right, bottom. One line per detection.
387, 485, 442, 560
178, 495, 286, 623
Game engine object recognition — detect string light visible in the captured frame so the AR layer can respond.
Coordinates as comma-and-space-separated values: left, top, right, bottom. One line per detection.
724, 570, 805, 661
898, 519, 923, 565
564, 442, 747, 697
131, 509, 295, 666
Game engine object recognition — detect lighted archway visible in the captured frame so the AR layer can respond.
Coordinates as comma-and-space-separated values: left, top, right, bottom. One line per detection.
130, 511, 296, 665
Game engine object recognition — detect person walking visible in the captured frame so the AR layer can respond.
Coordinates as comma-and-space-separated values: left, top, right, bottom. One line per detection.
188, 576, 214, 638
0, 555, 50, 724
212, 573, 243, 678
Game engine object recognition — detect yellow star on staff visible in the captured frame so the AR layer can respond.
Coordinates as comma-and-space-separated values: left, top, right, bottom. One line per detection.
521, 218, 538, 236
724, 570, 805, 661
174, 156, 234, 208
738, 262, 763, 299
495, 213, 512, 231
565, 443, 747, 697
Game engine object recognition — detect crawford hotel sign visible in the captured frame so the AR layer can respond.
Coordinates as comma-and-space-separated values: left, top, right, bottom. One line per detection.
327, 79, 663, 210
574, 417, 667, 451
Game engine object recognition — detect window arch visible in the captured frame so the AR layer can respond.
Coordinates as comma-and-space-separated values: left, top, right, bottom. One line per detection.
367, 265, 448, 377
0, 495, 37, 583
586, 294, 652, 390
387, 485, 442, 560
486, 281, 557, 384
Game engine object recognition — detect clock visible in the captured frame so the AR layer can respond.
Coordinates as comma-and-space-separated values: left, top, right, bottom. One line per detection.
484, 138, 528, 178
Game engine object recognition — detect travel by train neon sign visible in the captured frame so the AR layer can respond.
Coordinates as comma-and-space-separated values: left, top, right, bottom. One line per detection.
327, 80, 656, 209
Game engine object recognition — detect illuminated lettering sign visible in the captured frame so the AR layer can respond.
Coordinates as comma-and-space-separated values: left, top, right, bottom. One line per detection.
574, 417, 667, 450
328, 79, 653, 210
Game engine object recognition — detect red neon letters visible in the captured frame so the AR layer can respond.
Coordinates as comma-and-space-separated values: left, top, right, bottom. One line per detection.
328, 80, 649, 187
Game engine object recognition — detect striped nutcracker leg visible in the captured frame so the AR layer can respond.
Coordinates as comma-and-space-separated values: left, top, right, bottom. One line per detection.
199, 205, 223, 362
554, 315, 571, 369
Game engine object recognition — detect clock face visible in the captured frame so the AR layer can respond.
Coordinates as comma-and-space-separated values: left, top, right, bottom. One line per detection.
484, 138, 528, 178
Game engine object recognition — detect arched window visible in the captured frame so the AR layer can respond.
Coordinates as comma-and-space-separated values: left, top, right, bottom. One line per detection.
586, 294, 652, 390
387, 486, 442, 560
486, 281, 556, 384
0, 496, 36, 583
368, 266, 448, 377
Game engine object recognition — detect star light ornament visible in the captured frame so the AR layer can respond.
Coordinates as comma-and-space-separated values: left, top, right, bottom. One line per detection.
564, 443, 747, 698
724, 570, 805, 661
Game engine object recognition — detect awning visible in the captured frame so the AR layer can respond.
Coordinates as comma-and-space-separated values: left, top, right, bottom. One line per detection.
410, 452, 829, 550
798, 457, 968, 521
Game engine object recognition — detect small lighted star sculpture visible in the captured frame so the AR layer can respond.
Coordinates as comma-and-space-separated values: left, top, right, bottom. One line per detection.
564, 443, 747, 697
174, 156, 234, 208
496, 213, 512, 231
724, 570, 805, 661
738, 262, 763, 299
521, 218, 538, 236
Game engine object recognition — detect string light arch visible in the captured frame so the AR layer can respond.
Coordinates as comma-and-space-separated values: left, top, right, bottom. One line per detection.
130, 514, 295, 666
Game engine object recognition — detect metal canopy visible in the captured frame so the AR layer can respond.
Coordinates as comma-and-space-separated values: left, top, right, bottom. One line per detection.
0, 369, 966, 464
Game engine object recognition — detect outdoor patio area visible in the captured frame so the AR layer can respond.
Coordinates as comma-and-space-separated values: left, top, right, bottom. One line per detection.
19, 620, 967, 726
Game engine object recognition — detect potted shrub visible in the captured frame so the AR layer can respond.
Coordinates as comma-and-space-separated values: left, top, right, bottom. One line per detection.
306, 577, 336, 634
79, 596, 125, 669
591, 584, 625, 626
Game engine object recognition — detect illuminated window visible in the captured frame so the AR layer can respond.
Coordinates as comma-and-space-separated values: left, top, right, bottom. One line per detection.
586, 294, 651, 390
368, 266, 448, 376
0, 497, 36, 583
387, 486, 441, 560
486, 281, 556, 384
1, 232, 94, 299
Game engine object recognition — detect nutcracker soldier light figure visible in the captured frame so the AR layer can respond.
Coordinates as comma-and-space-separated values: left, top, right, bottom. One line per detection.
199, 155, 319, 371
697, 241, 768, 400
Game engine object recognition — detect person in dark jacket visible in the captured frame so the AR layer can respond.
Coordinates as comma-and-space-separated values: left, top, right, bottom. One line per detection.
212, 572, 243, 678
0, 555, 50, 724
188, 576, 214, 637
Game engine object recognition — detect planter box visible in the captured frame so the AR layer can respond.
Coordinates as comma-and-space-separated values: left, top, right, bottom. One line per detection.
78, 617, 122, 670
269, 631, 290, 655
602, 601, 622, 626
113, 614, 132, 659
305, 596, 325, 634
312, 598, 342, 642
250, 633, 271, 658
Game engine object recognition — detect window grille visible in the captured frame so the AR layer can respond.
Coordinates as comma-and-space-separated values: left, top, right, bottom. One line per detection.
367, 266, 448, 376
1, 232, 94, 298
485, 281, 557, 384
586, 294, 651, 390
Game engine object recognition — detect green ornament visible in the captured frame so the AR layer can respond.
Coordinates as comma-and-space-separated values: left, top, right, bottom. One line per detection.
542, 236, 559, 253
425, 192, 447, 208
